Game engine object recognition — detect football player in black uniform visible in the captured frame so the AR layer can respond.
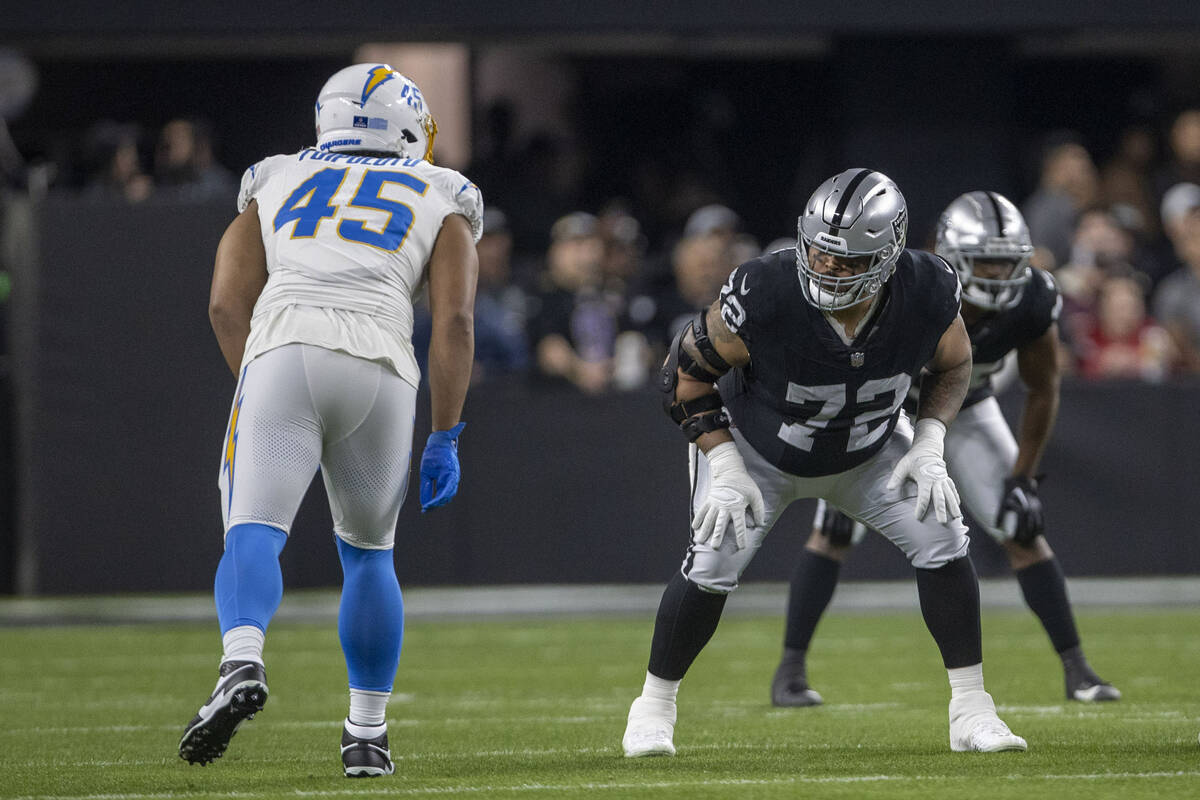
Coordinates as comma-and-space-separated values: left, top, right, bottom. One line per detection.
622, 170, 1027, 758
770, 191, 1121, 709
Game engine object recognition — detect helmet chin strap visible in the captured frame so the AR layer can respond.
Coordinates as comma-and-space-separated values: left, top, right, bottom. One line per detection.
809, 278, 872, 310
965, 280, 1016, 310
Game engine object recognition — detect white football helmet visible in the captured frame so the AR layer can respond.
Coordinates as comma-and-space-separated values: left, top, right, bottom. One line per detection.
797, 168, 908, 311
314, 64, 438, 161
936, 191, 1033, 311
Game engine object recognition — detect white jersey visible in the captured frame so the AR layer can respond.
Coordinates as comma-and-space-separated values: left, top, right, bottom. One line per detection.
236, 149, 483, 388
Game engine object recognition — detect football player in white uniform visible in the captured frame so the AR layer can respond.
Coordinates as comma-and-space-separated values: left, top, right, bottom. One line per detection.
770, 191, 1120, 708
179, 64, 483, 778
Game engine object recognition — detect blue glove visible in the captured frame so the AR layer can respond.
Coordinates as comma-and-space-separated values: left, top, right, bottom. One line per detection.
420, 422, 466, 512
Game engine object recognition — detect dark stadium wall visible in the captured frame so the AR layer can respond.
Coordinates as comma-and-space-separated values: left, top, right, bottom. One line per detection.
6, 198, 1200, 595
7, 0, 1200, 40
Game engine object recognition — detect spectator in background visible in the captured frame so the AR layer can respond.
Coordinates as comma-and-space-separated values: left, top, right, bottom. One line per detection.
1075, 274, 1174, 381
1159, 182, 1200, 267
472, 208, 530, 379
620, 207, 752, 388
728, 232, 762, 270
597, 201, 647, 296
527, 212, 619, 394
1100, 124, 1159, 239
1055, 207, 1143, 345
154, 118, 235, 200
626, 229, 732, 366
81, 120, 152, 203
1152, 200, 1200, 374
683, 203, 740, 246
1155, 109, 1200, 200
1023, 133, 1099, 269
414, 207, 530, 382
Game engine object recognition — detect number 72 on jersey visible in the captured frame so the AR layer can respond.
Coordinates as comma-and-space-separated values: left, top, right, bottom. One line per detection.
778, 375, 911, 453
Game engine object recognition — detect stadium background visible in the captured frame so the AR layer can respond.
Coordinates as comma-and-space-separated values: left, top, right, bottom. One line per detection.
2, 1, 1200, 596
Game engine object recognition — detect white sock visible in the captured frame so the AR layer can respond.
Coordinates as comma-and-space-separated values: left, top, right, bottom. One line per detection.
221, 625, 265, 666
947, 663, 985, 699
348, 688, 390, 728
642, 672, 680, 703
345, 718, 387, 739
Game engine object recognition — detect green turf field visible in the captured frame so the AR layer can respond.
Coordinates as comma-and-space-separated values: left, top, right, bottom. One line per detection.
1, 606, 1198, 799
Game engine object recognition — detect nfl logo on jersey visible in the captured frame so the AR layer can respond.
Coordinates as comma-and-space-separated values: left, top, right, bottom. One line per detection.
851, 352, 865, 368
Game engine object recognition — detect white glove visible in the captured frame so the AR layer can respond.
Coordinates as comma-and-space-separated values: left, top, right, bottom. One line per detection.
886, 418, 961, 523
691, 441, 766, 550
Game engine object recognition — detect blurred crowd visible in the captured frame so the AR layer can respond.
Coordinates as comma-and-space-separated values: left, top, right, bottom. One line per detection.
415, 106, 1200, 393
1021, 114, 1200, 381
6, 109, 1200, 395
73, 117, 236, 203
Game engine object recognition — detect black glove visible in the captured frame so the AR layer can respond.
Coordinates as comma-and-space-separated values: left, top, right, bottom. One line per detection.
997, 475, 1044, 545
817, 505, 858, 547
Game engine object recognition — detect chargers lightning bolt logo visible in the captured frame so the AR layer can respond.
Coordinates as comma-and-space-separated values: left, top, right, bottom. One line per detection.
360, 66, 396, 106
224, 390, 244, 515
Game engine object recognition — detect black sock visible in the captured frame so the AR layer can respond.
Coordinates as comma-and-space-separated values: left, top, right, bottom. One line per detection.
1059, 644, 1101, 686
915, 556, 982, 669
1014, 557, 1081, 654
647, 571, 728, 681
783, 550, 842, 653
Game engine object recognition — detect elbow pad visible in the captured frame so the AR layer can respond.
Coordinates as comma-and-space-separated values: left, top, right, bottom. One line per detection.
657, 312, 731, 399
658, 312, 734, 441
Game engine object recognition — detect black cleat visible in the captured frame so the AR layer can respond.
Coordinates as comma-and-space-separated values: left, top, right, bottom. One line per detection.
341, 720, 395, 778
1061, 647, 1120, 702
770, 661, 824, 708
179, 660, 268, 765
1067, 674, 1122, 702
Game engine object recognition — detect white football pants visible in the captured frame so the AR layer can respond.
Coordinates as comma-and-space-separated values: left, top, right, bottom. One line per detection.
683, 414, 971, 593
943, 396, 1019, 541
218, 343, 417, 549
812, 396, 1021, 549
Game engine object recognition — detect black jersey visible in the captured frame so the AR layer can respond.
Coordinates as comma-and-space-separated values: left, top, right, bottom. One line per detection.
960, 267, 1061, 408
716, 248, 961, 477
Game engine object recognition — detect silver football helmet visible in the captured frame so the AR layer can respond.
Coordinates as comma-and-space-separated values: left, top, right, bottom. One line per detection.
797, 168, 908, 311
935, 191, 1033, 311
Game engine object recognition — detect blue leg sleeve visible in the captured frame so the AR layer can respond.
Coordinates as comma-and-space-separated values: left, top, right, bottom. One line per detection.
336, 537, 404, 692
214, 523, 288, 635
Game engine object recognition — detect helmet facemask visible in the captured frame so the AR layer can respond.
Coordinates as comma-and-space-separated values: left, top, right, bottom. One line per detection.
955, 249, 1032, 311
795, 169, 907, 313
797, 237, 899, 311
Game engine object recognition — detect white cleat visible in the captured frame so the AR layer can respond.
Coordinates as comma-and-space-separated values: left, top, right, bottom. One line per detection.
949, 691, 1028, 753
1070, 682, 1122, 702
622, 696, 676, 757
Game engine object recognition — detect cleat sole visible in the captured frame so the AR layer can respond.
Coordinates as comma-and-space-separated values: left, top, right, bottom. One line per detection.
179, 680, 268, 765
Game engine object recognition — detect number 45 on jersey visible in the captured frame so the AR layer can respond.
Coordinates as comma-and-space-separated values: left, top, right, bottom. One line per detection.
273, 167, 428, 252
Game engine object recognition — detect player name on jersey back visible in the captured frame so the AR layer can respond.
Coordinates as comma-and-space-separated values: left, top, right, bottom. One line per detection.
236, 149, 483, 388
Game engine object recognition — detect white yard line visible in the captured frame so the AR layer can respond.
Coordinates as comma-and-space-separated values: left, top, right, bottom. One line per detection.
11, 772, 1200, 800
5, 577, 1200, 626
3, 740, 842, 768
6, 703, 1193, 738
